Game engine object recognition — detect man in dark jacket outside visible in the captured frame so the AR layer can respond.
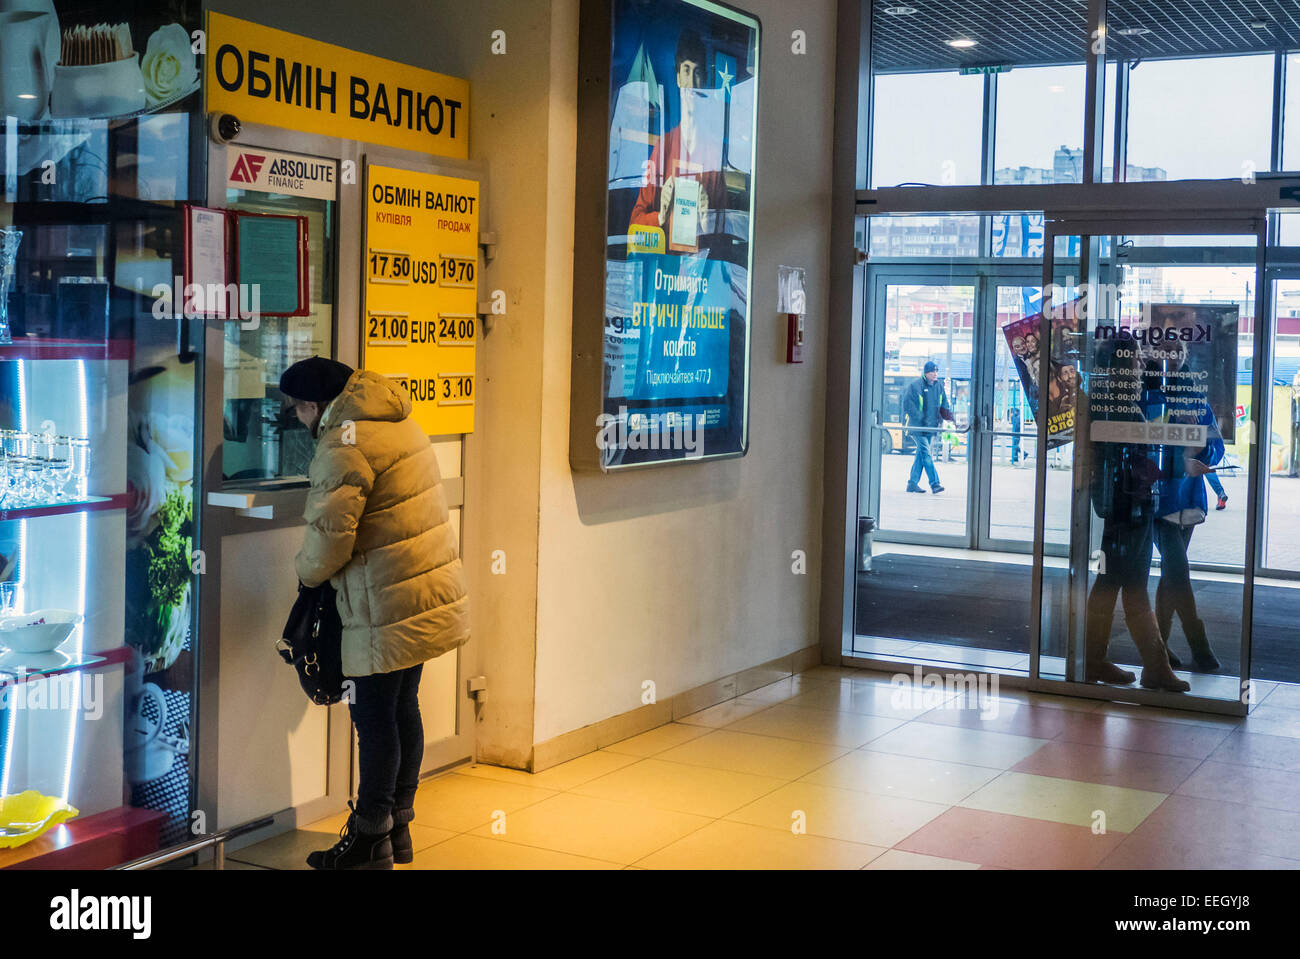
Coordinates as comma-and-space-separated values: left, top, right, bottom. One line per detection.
904, 360, 954, 493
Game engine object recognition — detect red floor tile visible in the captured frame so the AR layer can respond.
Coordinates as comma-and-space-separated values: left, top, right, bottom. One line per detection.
895, 807, 1125, 869
1208, 730, 1300, 773
1123, 793, 1300, 862
916, 702, 1073, 739
1053, 712, 1232, 759
1174, 760, 1300, 813
1098, 829, 1300, 870
1011, 740, 1201, 793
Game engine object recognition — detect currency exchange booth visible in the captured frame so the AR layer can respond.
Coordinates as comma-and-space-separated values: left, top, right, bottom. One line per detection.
195, 13, 483, 837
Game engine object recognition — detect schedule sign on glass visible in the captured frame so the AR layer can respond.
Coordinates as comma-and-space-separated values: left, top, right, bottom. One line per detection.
362, 163, 479, 434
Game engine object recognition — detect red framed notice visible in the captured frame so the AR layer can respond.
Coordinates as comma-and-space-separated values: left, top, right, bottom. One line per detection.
230, 211, 310, 318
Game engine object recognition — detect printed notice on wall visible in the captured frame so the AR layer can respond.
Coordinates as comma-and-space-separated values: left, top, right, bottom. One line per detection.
1087, 303, 1238, 447
362, 162, 479, 434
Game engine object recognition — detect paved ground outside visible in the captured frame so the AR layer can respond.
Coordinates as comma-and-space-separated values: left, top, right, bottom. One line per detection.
872, 447, 1300, 570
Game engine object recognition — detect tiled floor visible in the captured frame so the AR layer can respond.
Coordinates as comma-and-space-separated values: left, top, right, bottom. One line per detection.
226, 665, 1300, 870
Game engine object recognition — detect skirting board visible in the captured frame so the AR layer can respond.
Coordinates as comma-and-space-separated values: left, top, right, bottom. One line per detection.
530, 643, 823, 772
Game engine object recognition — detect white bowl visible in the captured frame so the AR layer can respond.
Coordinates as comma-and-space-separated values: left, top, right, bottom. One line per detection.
51, 55, 144, 119
0, 609, 81, 653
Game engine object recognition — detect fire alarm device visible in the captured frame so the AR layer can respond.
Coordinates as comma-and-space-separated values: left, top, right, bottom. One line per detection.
787, 312, 805, 363
778, 265, 807, 365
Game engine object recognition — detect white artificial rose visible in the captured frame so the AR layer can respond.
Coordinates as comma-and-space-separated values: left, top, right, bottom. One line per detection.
143, 413, 194, 486
141, 24, 197, 107
126, 442, 167, 544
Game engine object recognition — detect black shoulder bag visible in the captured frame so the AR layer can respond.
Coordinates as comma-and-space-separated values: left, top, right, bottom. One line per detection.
277, 582, 346, 706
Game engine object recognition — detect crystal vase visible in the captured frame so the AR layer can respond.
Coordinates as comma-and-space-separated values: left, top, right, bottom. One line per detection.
0, 230, 22, 346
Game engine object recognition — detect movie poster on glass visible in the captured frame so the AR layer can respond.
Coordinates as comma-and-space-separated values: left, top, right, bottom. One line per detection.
1001, 296, 1083, 450
599, 0, 758, 469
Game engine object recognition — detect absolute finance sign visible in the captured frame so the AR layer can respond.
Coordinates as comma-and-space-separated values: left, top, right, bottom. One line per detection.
206, 11, 469, 159
226, 146, 337, 200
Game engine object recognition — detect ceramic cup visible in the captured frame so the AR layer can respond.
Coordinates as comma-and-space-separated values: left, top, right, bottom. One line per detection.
124, 681, 169, 784
0, 11, 56, 121
51, 54, 145, 120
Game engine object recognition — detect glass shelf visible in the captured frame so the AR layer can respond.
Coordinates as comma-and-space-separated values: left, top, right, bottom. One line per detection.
0, 493, 127, 523
0, 649, 107, 682
0, 339, 131, 362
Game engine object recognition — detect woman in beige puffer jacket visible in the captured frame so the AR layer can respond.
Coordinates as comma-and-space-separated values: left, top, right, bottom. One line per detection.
281, 357, 468, 870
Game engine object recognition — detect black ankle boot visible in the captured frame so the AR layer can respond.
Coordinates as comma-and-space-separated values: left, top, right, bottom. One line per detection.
389, 807, 415, 864
307, 802, 394, 870
390, 824, 413, 864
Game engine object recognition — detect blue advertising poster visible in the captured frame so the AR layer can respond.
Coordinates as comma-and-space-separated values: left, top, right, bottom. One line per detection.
600, 0, 759, 468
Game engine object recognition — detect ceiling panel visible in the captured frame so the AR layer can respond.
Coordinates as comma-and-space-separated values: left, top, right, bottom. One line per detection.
872, 0, 1300, 72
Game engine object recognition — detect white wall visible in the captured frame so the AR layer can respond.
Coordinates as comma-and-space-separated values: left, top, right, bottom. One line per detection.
533, 0, 837, 743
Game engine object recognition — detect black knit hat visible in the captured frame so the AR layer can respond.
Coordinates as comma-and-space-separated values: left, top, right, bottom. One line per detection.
279, 356, 354, 403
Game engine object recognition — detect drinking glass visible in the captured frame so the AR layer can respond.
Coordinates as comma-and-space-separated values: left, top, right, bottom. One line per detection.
69, 437, 90, 497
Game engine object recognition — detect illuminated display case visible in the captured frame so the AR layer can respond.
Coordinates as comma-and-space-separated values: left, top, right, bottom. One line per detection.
0, 0, 202, 868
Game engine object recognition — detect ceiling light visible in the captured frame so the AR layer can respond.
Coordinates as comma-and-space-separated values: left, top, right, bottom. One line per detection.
16, 94, 36, 100
883, 5, 918, 14
946, 38, 978, 49
1116, 26, 1151, 36
1250, 20, 1270, 29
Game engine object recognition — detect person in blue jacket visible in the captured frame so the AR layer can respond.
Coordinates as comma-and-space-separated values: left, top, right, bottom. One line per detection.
1153, 379, 1224, 673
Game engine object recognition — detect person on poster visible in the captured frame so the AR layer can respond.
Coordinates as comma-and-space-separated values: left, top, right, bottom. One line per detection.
628, 29, 725, 244
903, 360, 953, 494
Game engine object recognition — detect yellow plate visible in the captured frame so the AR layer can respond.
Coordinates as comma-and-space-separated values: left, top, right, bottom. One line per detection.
0, 790, 79, 848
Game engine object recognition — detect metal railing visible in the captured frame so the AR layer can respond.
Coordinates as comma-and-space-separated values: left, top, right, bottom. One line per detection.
112, 816, 275, 870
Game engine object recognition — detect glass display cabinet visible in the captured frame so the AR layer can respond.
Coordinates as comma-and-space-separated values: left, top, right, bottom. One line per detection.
0, 0, 202, 868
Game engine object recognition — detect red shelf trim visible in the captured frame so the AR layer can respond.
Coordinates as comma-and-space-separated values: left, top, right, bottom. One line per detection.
1, 644, 133, 686
0, 338, 132, 361
0, 805, 167, 870
0, 492, 129, 522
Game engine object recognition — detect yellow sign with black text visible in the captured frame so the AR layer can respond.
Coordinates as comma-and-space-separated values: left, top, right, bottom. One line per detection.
205, 12, 469, 159
363, 163, 478, 434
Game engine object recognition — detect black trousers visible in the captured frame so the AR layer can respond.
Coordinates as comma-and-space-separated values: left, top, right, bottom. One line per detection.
1086, 513, 1156, 656
348, 663, 424, 834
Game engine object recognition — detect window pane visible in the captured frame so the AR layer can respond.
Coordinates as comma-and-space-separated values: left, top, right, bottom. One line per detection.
868, 214, 981, 259
871, 71, 983, 188
994, 65, 1086, 184
1126, 55, 1273, 181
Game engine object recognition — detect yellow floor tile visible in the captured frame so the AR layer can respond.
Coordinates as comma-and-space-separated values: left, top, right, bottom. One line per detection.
456, 750, 640, 791
796, 665, 867, 682
571, 757, 787, 817
865, 722, 1049, 769
404, 833, 619, 870
635, 819, 885, 869
958, 771, 1167, 833
975, 689, 1101, 713
724, 781, 947, 847
411, 771, 559, 833
466, 792, 710, 865
602, 722, 712, 757
230, 811, 352, 870
678, 697, 775, 728
786, 681, 955, 720
194, 857, 270, 870
799, 749, 1000, 804
724, 703, 903, 747
739, 674, 834, 705
655, 729, 849, 780
864, 849, 982, 870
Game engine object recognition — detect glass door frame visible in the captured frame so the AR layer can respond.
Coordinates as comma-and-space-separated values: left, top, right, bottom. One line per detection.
1029, 211, 1268, 716
864, 262, 1051, 554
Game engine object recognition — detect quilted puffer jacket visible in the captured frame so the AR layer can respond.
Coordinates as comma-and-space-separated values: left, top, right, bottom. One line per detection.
295, 370, 469, 677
